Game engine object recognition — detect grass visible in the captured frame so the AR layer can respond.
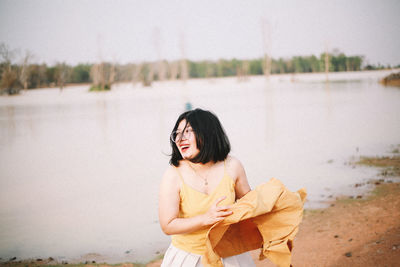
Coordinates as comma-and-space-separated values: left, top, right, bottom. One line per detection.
146, 253, 164, 264
89, 85, 111, 92
335, 196, 365, 205
380, 72, 400, 87
370, 182, 400, 198
0, 252, 164, 267
356, 155, 400, 176
0, 262, 146, 267
325, 180, 399, 207
307, 154, 400, 210
337, 154, 400, 204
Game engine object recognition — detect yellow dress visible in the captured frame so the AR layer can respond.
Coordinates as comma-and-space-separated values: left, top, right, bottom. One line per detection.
161, 161, 255, 267
161, 163, 306, 267
171, 163, 236, 255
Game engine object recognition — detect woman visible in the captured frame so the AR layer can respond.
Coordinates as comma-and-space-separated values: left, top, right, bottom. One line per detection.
158, 108, 256, 266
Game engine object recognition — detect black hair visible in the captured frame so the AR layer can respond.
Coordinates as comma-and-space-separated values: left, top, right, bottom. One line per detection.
169, 108, 231, 167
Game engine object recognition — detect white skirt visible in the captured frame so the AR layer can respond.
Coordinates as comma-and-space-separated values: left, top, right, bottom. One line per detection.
160, 244, 255, 267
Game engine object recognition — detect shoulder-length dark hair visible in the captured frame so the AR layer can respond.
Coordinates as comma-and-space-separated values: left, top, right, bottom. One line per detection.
169, 108, 231, 166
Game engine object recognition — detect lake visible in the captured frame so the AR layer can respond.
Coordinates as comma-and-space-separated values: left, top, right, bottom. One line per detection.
0, 69, 399, 263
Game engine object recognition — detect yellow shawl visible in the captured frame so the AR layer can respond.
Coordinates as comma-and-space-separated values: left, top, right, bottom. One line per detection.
203, 178, 307, 267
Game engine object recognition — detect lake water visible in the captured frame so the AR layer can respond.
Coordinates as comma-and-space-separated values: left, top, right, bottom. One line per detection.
0, 70, 399, 263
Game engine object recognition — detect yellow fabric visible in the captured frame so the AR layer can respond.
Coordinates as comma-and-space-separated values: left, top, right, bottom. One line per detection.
171, 165, 236, 254
202, 178, 307, 267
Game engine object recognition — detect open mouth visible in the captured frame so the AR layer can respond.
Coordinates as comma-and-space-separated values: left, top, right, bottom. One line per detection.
180, 145, 190, 152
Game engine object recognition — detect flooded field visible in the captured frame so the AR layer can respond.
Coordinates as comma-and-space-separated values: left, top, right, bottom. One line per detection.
0, 70, 399, 263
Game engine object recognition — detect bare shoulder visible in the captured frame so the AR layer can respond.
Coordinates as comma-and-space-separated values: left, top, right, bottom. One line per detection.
225, 155, 245, 180
160, 165, 181, 191
226, 155, 245, 170
163, 165, 179, 178
226, 155, 251, 198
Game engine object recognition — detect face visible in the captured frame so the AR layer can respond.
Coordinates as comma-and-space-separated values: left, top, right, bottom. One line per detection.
175, 119, 200, 160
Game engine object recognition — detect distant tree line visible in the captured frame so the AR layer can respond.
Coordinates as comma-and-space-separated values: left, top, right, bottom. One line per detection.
1, 43, 398, 95
188, 53, 367, 78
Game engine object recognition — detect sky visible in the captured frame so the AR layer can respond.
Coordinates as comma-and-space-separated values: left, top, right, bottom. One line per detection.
0, 0, 399, 66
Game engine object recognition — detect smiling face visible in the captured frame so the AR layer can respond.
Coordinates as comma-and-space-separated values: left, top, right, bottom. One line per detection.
175, 119, 200, 160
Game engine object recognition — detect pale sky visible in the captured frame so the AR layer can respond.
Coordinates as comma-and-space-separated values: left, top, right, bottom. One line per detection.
0, 0, 399, 66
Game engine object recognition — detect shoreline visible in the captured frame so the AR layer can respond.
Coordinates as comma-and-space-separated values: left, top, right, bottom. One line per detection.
250, 179, 400, 267
1, 155, 399, 267
1, 68, 399, 95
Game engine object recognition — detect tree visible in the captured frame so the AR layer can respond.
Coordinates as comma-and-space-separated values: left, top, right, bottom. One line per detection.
249, 59, 263, 75
71, 64, 91, 83
179, 33, 188, 83
140, 62, 153, 86
131, 64, 142, 86
309, 55, 321, 72
237, 60, 250, 81
90, 62, 115, 91
346, 56, 362, 71
261, 18, 272, 78
0, 43, 21, 95
153, 28, 167, 81
54, 62, 69, 90
29, 64, 47, 88
168, 61, 179, 80
19, 50, 33, 90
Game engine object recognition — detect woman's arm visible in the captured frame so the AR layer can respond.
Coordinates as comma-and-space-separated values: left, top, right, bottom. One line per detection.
158, 166, 232, 235
227, 156, 251, 199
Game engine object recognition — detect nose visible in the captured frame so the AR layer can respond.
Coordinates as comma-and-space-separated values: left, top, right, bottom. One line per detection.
176, 134, 186, 144
181, 133, 189, 141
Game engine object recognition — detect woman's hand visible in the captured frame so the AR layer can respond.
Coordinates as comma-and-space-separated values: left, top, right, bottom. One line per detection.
201, 196, 233, 226
159, 167, 233, 235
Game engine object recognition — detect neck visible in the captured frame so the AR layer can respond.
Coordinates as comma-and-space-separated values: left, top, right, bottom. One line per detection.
186, 160, 214, 186
187, 160, 214, 171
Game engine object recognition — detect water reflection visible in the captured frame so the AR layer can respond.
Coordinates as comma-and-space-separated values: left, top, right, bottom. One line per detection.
4, 106, 16, 146
263, 80, 275, 149
96, 98, 109, 144
324, 81, 333, 122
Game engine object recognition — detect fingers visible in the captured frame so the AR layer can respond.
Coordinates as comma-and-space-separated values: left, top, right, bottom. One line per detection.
214, 209, 232, 218
215, 211, 233, 221
215, 217, 225, 222
219, 210, 233, 217
216, 205, 231, 211
214, 196, 227, 206
214, 196, 233, 215
205, 196, 233, 225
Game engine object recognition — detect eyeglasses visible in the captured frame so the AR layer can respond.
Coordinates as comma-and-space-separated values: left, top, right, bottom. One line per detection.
170, 128, 194, 143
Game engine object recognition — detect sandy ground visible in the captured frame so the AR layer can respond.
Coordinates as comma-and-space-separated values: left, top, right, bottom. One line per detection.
249, 181, 400, 267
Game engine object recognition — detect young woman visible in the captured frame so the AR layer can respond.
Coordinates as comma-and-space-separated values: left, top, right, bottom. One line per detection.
158, 108, 255, 266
